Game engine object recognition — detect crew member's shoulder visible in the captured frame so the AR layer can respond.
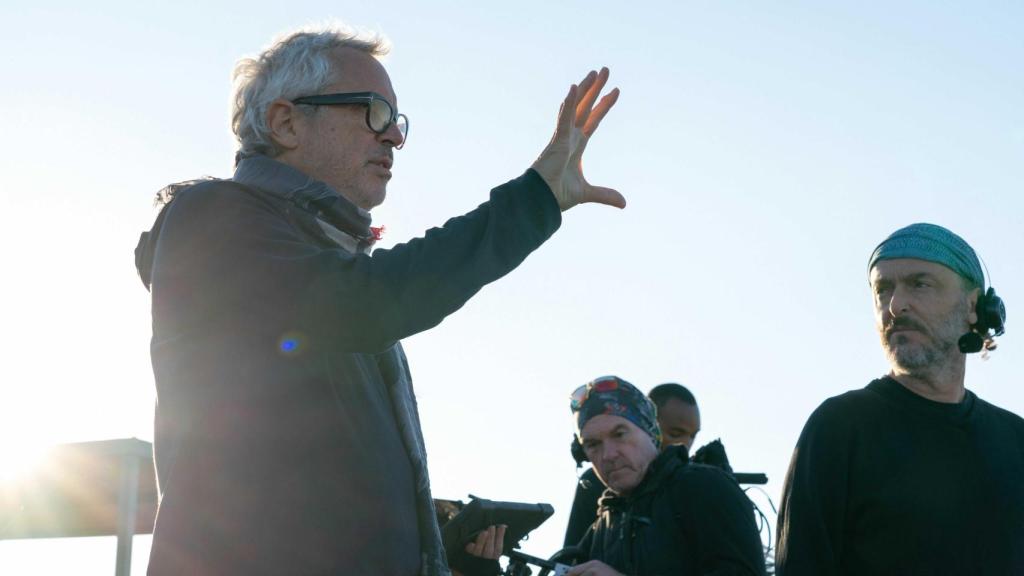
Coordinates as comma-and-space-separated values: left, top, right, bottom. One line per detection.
675, 461, 737, 487
667, 462, 748, 510
670, 462, 744, 499
808, 384, 883, 421
157, 178, 289, 234
161, 177, 269, 211
975, 396, 1024, 431
793, 382, 894, 442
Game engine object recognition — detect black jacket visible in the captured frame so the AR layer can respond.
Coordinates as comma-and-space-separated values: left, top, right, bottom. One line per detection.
135, 156, 561, 575
565, 440, 738, 548
581, 446, 766, 576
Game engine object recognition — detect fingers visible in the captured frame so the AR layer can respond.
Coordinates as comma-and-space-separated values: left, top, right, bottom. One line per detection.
550, 68, 615, 152
464, 528, 487, 556
566, 560, 597, 576
582, 88, 619, 137
584, 185, 626, 209
480, 525, 496, 558
555, 84, 579, 143
576, 70, 598, 108
488, 524, 506, 558
566, 560, 622, 576
569, 87, 619, 165
497, 524, 506, 549
463, 525, 506, 559
576, 67, 610, 128
534, 68, 621, 212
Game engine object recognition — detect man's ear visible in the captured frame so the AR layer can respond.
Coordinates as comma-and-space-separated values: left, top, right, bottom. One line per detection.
266, 98, 303, 152
967, 286, 981, 326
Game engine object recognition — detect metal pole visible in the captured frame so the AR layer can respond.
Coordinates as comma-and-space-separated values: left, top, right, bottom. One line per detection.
115, 454, 140, 576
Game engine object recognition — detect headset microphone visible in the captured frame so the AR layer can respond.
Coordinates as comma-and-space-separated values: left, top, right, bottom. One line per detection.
958, 332, 984, 354
959, 287, 1007, 354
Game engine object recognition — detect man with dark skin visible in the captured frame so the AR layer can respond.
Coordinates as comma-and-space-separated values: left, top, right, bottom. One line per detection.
649, 383, 702, 448
776, 223, 1022, 575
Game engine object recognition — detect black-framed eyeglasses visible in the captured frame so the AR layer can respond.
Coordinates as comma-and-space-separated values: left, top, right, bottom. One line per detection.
292, 91, 409, 149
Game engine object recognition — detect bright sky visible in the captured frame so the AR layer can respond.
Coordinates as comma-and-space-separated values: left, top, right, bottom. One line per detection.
1, 1, 1022, 573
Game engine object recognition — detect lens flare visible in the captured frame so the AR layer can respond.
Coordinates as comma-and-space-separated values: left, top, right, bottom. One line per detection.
277, 331, 307, 357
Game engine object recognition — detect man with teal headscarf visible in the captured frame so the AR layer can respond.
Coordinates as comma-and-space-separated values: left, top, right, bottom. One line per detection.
776, 223, 1022, 575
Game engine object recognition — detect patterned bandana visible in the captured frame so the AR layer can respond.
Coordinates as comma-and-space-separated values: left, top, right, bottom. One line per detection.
571, 375, 661, 448
868, 223, 984, 288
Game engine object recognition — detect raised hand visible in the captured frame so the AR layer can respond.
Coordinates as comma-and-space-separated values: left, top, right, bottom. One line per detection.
531, 67, 624, 211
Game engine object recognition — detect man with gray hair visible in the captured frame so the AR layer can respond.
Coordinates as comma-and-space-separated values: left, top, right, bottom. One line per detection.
135, 25, 622, 575
776, 223, 1022, 575
566, 376, 765, 575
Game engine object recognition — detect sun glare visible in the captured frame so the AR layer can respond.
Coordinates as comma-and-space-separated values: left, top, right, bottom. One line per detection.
0, 441, 50, 485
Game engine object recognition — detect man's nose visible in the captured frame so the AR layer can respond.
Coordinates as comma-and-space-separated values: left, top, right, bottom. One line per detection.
379, 121, 405, 149
888, 285, 910, 316
599, 442, 619, 463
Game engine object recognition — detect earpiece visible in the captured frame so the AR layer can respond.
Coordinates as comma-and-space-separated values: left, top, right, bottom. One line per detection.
975, 287, 1006, 337
960, 286, 1007, 354
570, 437, 588, 465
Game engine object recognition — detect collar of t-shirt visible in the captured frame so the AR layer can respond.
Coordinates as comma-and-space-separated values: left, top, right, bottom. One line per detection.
869, 376, 977, 424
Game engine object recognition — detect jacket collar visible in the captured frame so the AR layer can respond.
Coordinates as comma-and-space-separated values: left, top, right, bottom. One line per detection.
234, 154, 374, 243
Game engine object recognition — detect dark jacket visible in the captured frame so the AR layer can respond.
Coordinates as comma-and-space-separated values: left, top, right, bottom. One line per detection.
565, 440, 738, 548
581, 446, 766, 576
135, 156, 560, 575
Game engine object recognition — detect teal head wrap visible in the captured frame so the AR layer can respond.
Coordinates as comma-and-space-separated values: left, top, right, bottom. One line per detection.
868, 223, 984, 289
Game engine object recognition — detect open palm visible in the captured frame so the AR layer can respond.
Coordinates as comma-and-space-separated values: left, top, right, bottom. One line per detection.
532, 68, 624, 211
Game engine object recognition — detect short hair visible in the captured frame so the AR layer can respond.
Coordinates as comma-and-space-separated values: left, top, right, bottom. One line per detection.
231, 25, 389, 160
648, 383, 697, 408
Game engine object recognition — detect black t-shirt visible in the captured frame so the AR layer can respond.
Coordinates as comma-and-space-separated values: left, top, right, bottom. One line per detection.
776, 376, 1024, 575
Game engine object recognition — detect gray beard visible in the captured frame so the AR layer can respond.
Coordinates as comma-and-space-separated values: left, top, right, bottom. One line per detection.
886, 333, 955, 373
883, 302, 968, 375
